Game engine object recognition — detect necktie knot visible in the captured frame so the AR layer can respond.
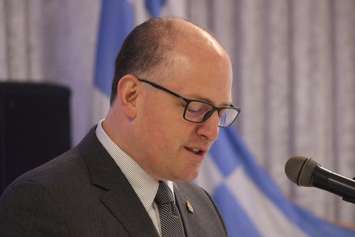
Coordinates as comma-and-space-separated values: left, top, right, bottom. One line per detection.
155, 182, 174, 205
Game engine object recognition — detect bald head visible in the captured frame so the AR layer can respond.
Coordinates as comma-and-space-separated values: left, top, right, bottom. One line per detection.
110, 17, 229, 103
105, 17, 234, 181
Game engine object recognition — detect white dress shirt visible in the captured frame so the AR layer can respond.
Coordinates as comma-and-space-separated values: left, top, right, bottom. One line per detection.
95, 120, 174, 236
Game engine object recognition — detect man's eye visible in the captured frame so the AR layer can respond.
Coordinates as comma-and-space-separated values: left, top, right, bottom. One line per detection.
187, 106, 200, 112
187, 106, 209, 114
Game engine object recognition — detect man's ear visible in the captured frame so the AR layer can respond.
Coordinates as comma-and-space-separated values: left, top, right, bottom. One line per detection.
116, 75, 140, 119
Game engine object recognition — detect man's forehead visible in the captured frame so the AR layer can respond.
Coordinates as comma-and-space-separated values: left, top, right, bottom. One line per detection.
164, 74, 233, 107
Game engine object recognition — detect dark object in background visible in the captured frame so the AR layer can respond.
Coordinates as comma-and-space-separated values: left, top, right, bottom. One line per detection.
0, 82, 71, 194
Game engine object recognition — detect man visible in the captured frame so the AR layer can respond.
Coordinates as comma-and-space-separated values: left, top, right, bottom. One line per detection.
0, 17, 239, 236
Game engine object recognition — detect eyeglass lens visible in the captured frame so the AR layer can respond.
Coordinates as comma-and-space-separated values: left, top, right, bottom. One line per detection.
184, 101, 238, 127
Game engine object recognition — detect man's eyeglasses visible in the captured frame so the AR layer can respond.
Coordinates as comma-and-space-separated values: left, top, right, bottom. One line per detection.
137, 78, 240, 127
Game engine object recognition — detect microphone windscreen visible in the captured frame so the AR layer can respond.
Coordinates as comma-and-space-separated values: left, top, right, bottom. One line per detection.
285, 156, 318, 186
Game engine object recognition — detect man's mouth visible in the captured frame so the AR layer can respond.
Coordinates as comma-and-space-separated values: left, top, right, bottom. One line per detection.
184, 146, 206, 156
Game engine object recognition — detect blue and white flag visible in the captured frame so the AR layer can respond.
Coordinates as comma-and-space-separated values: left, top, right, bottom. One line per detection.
196, 127, 355, 237
93, 0, 166, 122
92, 0, 135, 123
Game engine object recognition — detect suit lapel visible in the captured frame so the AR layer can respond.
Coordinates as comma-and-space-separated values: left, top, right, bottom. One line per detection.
78, 129, 159, 237
100, 189, 159, 237
174, 184, 195, 237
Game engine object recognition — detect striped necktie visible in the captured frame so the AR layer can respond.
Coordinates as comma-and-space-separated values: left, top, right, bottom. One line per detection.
155, 182, 186, 237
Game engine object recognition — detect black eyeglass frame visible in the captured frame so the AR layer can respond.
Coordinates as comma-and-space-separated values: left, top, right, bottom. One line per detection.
136, 77, 241, 127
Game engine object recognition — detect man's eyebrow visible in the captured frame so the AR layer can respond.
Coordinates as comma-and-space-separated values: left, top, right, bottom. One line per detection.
186, 94, 234, 107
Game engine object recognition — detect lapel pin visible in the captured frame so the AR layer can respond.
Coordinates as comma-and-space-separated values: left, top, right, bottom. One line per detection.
185, 201, 194, 214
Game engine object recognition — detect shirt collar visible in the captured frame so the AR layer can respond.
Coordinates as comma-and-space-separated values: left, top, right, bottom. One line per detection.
95, 120, 174, 210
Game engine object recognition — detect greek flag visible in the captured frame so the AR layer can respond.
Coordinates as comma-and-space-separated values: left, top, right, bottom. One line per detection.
94, 1, 355, 236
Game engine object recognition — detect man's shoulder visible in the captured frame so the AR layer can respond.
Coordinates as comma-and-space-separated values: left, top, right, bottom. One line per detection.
5, 147, 88, 194
0, 147, 87, 236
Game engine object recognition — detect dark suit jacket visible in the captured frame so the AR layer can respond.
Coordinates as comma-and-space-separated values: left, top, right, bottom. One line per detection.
0, 129, 227, 237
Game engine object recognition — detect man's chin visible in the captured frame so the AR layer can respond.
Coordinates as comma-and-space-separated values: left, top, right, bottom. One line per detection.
173, 169, 200, 182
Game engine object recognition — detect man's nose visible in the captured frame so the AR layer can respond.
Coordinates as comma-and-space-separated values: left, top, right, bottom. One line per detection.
196, 111, 220, 141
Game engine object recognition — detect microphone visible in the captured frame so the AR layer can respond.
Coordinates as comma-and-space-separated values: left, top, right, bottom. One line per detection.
285, 156, 355, 204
